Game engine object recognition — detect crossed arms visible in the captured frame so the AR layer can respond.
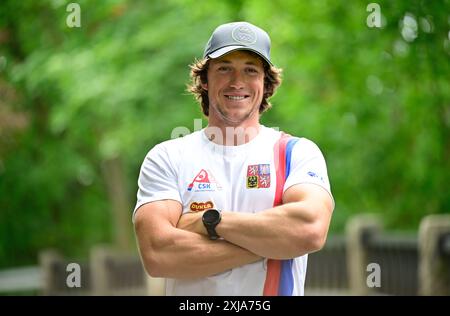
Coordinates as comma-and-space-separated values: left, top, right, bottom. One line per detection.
134, 183, 333, 279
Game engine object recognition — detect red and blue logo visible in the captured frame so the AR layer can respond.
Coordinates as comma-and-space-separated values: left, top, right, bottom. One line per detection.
187, 169, 222, 192
246, 164, 271, 189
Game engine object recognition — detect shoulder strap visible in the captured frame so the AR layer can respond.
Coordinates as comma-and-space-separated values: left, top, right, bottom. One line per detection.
263, 132, 299, 296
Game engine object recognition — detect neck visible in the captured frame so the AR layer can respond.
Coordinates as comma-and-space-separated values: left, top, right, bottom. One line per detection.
205, 121, 261, 146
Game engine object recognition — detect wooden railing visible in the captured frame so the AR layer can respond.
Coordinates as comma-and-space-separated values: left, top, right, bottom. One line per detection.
1, 214, 449, 295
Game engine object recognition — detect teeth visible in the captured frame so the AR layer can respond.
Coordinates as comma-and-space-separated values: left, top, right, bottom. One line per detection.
226, 96, 246, 100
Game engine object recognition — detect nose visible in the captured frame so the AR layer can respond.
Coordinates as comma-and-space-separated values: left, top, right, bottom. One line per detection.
229, 70, 245, 89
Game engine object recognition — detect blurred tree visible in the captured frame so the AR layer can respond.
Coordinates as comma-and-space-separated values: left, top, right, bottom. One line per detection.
0, 0, 448, 268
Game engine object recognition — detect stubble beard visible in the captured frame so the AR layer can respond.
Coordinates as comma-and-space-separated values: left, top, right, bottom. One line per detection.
211, 101, 260, 127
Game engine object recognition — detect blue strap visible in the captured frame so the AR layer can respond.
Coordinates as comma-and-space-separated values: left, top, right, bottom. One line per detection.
278, 137, 299, 296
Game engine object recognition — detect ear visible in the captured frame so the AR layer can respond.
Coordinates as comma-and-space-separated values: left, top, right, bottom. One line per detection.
201, 82, 208, 91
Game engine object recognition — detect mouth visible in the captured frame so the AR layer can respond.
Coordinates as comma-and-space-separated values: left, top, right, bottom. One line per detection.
224, 94, 250, 101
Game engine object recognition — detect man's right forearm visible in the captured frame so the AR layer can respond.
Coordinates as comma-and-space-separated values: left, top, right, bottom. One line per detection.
139, 227, 262, 279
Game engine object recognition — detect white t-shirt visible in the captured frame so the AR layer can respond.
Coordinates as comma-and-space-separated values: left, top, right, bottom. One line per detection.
133, 125, 334, 296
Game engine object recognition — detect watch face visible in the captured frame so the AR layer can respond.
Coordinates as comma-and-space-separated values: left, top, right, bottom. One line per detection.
203, 209, 220, 224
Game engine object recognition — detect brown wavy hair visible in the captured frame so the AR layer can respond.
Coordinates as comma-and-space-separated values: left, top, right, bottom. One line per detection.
187, 55, 282, 116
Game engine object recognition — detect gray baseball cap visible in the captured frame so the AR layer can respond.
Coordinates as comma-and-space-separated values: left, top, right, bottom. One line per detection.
203, 22, 272, 66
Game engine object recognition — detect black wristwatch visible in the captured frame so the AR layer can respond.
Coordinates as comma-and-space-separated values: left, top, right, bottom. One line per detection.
202, 209, 222, 240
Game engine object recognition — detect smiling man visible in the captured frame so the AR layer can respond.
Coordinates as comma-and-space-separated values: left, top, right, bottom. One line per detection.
133, 22, 334, 296
205, 50, 264, 127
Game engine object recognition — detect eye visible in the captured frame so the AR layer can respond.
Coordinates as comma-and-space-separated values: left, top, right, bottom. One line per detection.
217, 66, 231, 72
246, 68, 259, 74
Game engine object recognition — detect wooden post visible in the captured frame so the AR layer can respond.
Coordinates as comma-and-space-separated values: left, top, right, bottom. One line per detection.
90, 245, 113, 295
419, 214, 450, 296
39, 249, 64, 296
346, 214, 381, 295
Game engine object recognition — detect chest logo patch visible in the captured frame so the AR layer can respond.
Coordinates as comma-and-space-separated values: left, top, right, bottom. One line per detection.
246, 164, 271, 189
190, 201, 214, 212
187, 169, 222, 192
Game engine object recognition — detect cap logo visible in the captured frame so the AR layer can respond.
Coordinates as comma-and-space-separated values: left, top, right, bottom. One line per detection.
231, 25, 257, 45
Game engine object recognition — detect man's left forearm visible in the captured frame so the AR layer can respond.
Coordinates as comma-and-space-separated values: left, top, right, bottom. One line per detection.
216, 202, 329, 259
177, 201, 330, 259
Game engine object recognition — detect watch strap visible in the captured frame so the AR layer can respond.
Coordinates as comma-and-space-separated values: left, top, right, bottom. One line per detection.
205, 225, 220, 240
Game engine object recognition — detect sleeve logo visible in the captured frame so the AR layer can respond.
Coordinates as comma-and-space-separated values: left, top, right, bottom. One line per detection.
307, 171, 325, 183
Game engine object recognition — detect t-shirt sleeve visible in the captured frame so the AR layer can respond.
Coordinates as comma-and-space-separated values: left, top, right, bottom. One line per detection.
283, 138, 335, 208
132, 143, 181, 222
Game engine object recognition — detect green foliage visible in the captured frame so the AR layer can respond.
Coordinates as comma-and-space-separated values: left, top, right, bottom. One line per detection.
0, 0, 449, 268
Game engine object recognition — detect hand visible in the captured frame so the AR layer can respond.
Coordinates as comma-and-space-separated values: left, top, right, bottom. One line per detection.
177, 211, 207, 235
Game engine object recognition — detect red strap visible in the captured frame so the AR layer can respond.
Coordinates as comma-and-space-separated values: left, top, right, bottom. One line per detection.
263, 133, 291, 296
